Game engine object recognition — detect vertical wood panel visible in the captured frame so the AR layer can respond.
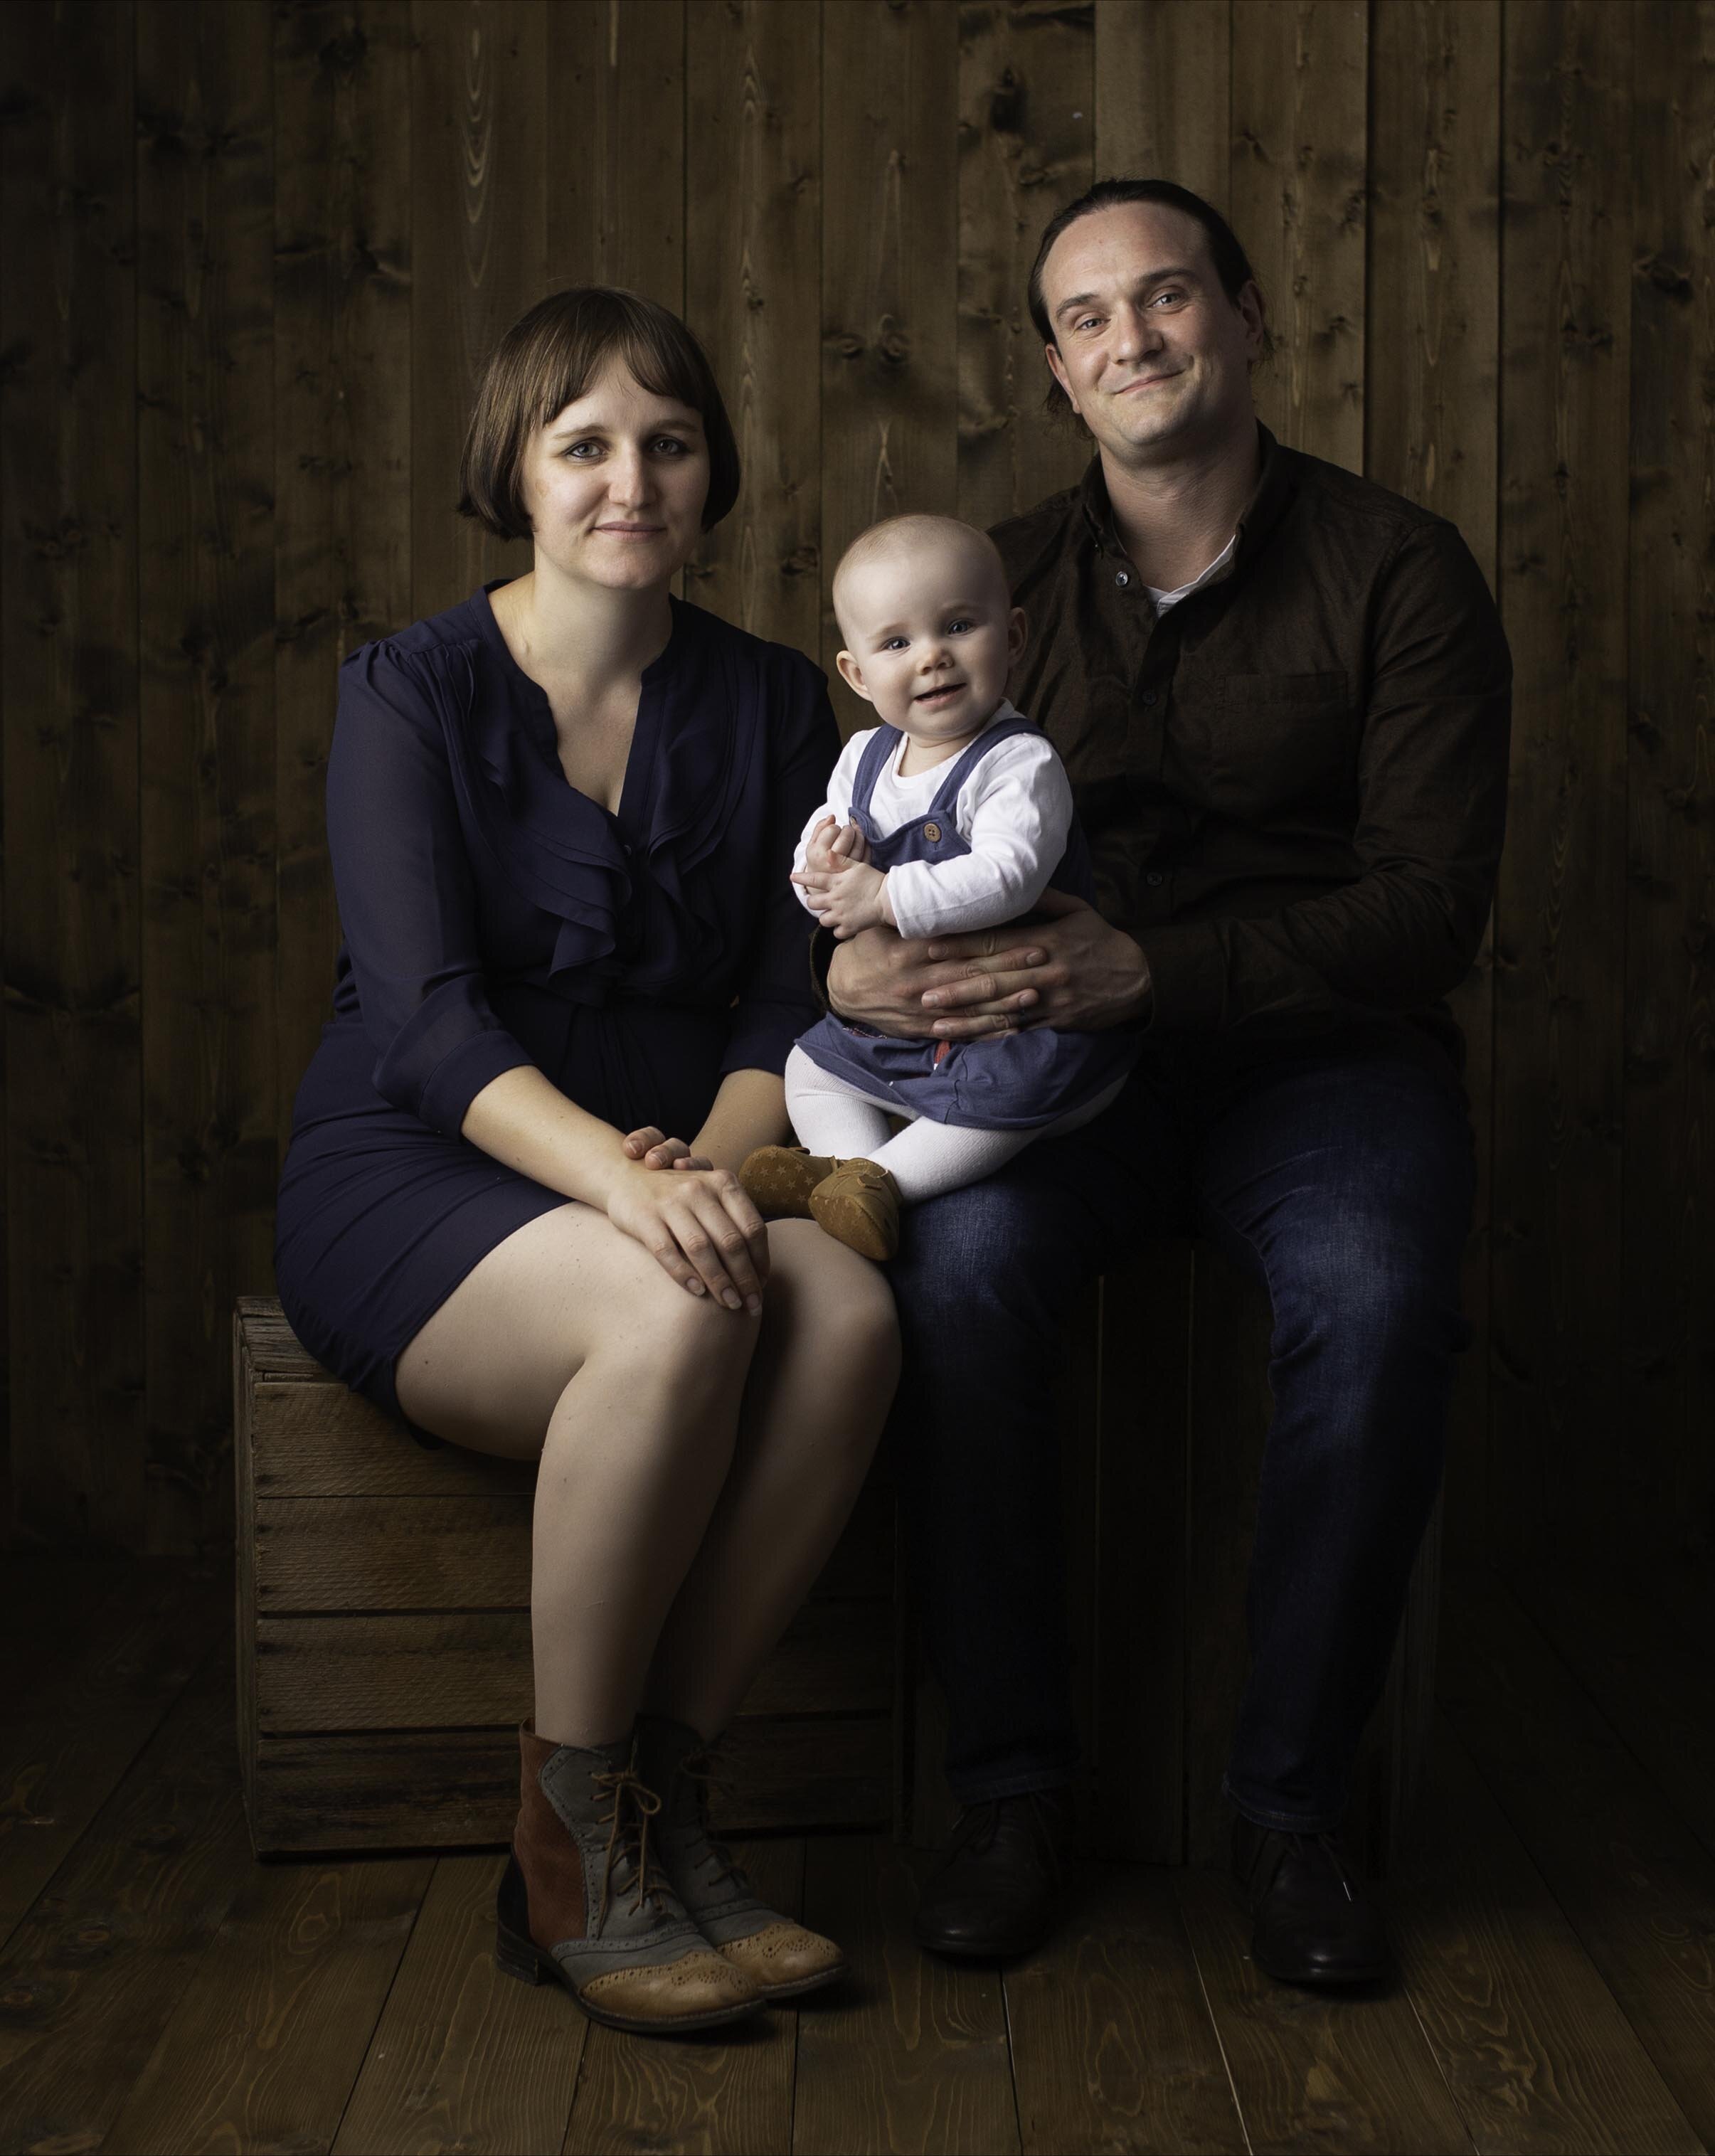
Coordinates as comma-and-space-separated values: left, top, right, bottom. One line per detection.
137, 0, 277, 1554
1229, 0, 1366, 468
1365, 0, 1502, 1561
1623, 2, 1715, 1566
685, 0, 822, 651
274, 1, 414, 1162
956, 0, 1095, 534
1093, 0, 1231, 208
0, 1, 144, 1545
410, 0, 547, 622
546, 0, 686, 308
819, 0, 959, 733
1491, 0, 1634, 1581
0, 0, 1706, 1608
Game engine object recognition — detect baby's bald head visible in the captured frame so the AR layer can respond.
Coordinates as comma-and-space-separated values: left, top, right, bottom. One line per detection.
831, 513, 1024, 742
832, 514, 1011, 645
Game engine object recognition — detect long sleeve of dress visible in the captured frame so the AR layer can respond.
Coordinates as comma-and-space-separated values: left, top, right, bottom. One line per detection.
326, 644, 534, 1135
721, 655, 841, 1077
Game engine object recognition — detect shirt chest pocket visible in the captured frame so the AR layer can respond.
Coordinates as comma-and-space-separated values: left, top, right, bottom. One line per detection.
1177, 669, 1359, 817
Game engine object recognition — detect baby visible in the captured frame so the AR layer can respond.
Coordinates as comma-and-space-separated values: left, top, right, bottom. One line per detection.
740, 514, 1139, 1260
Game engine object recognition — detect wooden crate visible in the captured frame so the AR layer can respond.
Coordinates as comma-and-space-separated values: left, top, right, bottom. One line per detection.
240, 1242, 1441, 1871
908, 1243, 1444, 1874
235, 1298, 903, 1855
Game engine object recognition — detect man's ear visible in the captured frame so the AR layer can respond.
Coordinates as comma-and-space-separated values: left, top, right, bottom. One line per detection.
1236, 278, 1267, 366
1044, 340, 1078, 415
836, 649, 875, 703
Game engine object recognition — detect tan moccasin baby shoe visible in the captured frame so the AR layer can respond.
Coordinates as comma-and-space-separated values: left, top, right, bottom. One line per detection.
809, 1157, 901, 1260
739, 1145, 835, 1219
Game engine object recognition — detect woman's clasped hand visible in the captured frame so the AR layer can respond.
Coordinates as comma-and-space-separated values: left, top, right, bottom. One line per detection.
612, 1125, 769, 1312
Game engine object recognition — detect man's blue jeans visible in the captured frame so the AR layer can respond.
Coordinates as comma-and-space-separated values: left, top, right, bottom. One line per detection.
886, 1017, 1476, 1834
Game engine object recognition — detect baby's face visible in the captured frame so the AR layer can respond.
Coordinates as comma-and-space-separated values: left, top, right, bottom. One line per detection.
835, 536, 1021, 744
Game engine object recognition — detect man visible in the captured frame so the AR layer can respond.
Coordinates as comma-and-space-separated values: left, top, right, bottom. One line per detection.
818, 179, 1510, 1987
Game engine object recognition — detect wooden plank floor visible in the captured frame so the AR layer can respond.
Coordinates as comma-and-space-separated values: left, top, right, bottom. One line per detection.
1, 1558, 1712, 2155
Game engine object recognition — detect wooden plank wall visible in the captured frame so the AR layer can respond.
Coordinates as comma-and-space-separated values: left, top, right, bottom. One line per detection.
0, 0, 1709, 1571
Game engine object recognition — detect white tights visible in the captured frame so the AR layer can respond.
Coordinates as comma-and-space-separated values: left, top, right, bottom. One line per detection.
782, 1044, 1124, 1205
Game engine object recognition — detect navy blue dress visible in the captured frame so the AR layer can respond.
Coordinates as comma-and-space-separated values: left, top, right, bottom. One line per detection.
274, 583, 838, 1423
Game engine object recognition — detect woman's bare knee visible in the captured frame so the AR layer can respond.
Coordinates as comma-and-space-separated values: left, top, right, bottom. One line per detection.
396, 1204, 750, 1450
757, 1223, 900, 1452
584, 1257, 761, 1397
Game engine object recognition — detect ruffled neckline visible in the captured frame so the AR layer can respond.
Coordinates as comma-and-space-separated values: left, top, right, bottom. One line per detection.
389, 587, 750, 990
472, 577, 675, 846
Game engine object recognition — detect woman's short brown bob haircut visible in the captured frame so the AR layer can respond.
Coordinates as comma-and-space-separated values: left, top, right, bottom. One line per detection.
457, 287, 741, 541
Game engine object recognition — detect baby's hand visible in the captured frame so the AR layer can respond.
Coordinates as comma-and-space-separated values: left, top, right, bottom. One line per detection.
792, 858, 893, 939
805, 815, 869, 874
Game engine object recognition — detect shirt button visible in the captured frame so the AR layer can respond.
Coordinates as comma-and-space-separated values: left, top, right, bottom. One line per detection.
1146, 871, 1164, 888
1115, 570, 1130, 587
1141, 690, 1157, 706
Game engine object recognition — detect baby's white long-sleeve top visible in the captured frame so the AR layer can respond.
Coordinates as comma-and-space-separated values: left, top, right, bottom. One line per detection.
792, 703, 1073, 942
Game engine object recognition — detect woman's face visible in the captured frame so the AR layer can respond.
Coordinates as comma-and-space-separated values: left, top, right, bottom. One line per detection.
519, 357, 711, 592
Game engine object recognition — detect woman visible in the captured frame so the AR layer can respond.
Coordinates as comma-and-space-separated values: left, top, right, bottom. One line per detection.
274, 288, 898, 2038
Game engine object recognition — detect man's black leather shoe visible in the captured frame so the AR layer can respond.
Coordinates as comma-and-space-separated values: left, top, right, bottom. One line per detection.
913, 1788, 1076, 1959
1231, 1815, 1393, 1987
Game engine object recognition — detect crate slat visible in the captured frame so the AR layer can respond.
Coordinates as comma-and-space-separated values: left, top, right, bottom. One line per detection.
255, 1480, 893, 1613
248, 1380, 540, 1497
255, 1598, 893, 1735
245, 1713, 893, 1852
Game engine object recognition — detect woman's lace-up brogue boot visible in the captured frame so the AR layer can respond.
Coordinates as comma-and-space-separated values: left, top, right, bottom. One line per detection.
495, 1720, 763, 2034
637, 1712, 846, 2000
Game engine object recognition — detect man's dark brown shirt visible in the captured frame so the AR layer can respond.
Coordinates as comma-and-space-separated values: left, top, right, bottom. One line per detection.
991, 423, 1511, 1072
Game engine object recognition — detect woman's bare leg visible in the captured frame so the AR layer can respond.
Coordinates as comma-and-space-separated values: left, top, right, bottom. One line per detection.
642, 1220, 900, 1737
395, 1203, 761, 1748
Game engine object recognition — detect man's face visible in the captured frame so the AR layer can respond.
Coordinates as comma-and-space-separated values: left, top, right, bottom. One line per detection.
1038, 202, 1263, 465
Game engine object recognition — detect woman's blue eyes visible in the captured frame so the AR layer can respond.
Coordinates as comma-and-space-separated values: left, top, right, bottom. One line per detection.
561, 437, 691, 458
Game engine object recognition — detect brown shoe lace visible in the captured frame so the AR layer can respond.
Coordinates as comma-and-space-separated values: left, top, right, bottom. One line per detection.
678, 1747, 753, 1896
589, 1763, 671, 1930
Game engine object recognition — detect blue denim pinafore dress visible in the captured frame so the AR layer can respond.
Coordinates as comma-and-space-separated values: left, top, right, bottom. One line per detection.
794, 714, 1140, 1130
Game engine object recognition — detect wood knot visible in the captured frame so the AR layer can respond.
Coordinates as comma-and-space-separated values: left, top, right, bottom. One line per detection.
989, 68, 1024, 137
1637, 254, 1693, 302
319, 26, 368, 75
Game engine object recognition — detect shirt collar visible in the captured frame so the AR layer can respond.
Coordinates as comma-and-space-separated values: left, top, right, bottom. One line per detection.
1076, 420, 1293, 573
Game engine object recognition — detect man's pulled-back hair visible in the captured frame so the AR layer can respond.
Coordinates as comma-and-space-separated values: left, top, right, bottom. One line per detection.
832, 514, 1009, 640
1026, 179, 1273, 418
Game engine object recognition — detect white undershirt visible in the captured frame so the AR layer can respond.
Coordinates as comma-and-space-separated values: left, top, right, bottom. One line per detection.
1144, 527, 1238, 613
793, 700, 1073, 942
